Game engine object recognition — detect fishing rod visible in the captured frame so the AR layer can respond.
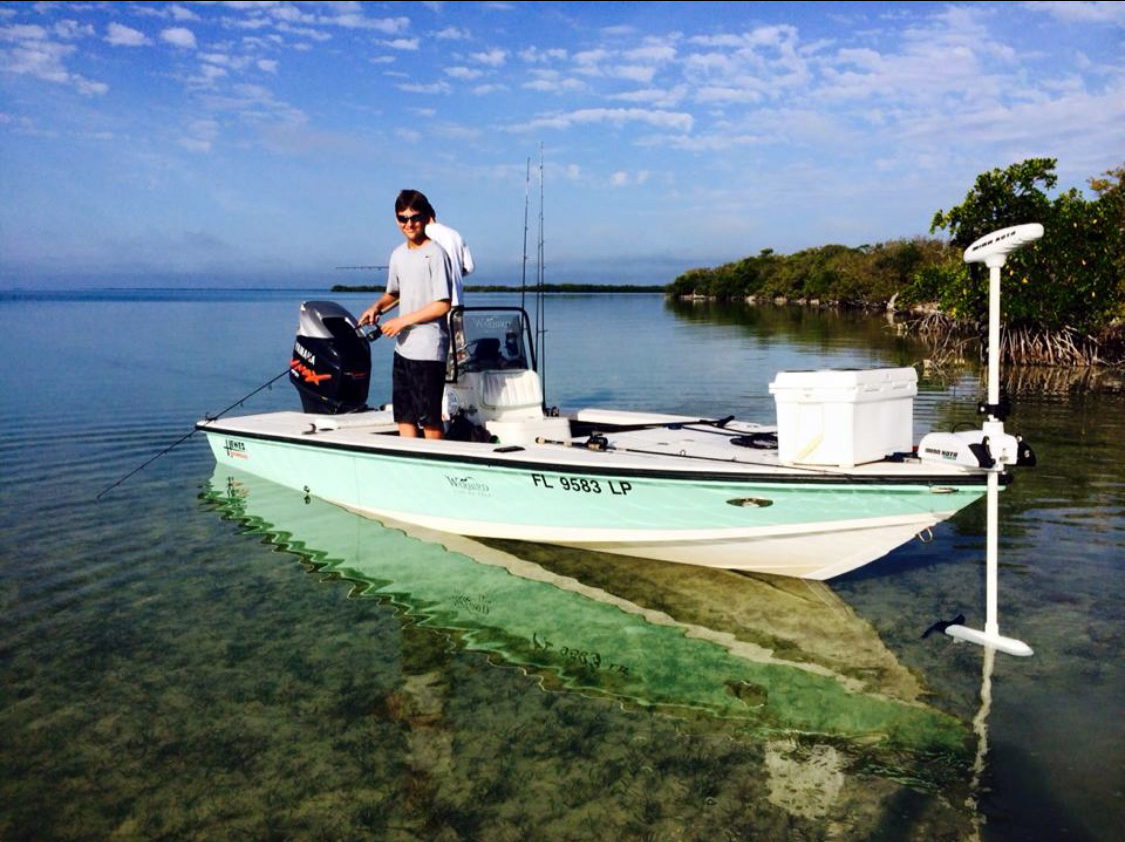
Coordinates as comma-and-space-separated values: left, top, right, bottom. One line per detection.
520, 157, 530, 313
586, 415, 736, 435
96, 326, 382, 501
536, 143, 547, 398
95, 364, 297, 501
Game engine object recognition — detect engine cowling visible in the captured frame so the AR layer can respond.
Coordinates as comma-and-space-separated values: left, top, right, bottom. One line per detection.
290, 301, 371, 414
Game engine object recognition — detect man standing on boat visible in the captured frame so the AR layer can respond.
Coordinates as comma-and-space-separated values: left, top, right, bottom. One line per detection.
359, 190, 453, 440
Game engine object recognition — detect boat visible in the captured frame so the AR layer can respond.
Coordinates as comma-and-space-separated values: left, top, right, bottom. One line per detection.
197, 225, 1040, 583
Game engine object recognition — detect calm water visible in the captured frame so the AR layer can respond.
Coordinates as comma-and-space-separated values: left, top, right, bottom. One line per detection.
0, 289, 1121, 841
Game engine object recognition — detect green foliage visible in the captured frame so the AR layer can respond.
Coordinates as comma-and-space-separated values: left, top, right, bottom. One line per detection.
672, 159, 1124, 338
667, 267, 717, 298
929, 158, 1125, 333
929, 157, 1058, 247
668, 238, 950, 307
1089, 164, 1125, 306
900, 254, 970, 316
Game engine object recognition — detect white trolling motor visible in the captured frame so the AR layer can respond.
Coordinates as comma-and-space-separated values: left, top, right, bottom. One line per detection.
928, 223, 1043, 657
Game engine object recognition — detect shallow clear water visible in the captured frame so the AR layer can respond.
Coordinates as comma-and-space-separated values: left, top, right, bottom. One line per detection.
0, 290, 1120, 841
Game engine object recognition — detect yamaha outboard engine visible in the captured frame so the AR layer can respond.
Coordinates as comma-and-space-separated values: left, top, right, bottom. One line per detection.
290, 301, 371, 414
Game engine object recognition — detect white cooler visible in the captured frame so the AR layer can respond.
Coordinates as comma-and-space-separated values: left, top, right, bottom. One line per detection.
768, 368, 918, 467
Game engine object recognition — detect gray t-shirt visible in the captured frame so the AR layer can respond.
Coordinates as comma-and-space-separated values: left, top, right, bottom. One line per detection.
386, 238, 453, 361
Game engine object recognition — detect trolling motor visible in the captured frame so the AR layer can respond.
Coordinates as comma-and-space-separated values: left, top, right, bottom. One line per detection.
290, 301, 373, 414
939, 223, 1043, 658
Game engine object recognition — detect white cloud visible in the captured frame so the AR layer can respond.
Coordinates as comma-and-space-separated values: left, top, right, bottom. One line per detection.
383, 38, 420, 51
106, 23, 150, 47
169, 5, 199, 22
446, 66, 484, 80
609, 85, 687, 107
53, 20, 94, 40
519, 46, 567, 64
611, 64, 658, 84
471, 48, 507, 67
269, 5, 317, 26
328, 13, 410, 34
194, 63, 228, 85
516, 107, 694, 133
625, 44, 677, 64
276, 23, 332, 42
664, 132, 768, 152
398, 80, 452, 94
435, 26, 470, 40
694, 85, 764, 105
181, 118, 219, 153
257, 59, 278, 73
1022, 1, 1125, 23
0, 24, 107, 95
161, 27, 197, 50
523, 71, 586, 94
199, 52, 253, 71
2, 23, 45, 40
573, 48, 610, 72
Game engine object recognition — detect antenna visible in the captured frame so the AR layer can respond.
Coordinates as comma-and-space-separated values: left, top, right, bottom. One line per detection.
944, 223, 1043, 657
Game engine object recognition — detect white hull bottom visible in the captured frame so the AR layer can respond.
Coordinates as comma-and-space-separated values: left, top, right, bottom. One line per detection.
335, 500, 953, 581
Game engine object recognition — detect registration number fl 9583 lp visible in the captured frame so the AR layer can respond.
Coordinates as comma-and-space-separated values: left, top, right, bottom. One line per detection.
531, 472, 632, 496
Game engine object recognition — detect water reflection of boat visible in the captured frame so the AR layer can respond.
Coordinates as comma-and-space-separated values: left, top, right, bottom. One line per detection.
202, 463, 968, 753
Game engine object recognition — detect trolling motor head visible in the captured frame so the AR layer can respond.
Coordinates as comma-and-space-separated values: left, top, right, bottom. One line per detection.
963, 223, 1044, 268
291, 301, 372, 414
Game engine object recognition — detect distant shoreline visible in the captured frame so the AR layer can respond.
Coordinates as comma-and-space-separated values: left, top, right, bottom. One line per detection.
330, 283, 667, 294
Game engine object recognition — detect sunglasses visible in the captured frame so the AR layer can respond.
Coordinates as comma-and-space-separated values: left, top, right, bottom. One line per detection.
397, 213, 426, 224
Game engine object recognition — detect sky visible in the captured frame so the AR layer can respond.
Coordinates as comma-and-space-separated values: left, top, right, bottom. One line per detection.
1, 1, 1122, 288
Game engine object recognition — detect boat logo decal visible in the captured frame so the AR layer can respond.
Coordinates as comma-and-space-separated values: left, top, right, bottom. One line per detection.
293, 342, 316, 365
445, 475, 492, 496
290, 358, 332, 385
223, 439, 249, 459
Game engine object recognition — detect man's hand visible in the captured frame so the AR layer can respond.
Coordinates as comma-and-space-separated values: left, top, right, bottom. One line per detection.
358, 304, 381, 326
380, 316, 407, 337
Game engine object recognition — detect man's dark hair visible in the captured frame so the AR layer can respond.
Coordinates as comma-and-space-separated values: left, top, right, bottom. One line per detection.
395, 189, 436, 220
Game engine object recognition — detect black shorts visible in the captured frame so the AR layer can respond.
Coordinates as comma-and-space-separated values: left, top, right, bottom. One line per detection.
392, 353, 446, 427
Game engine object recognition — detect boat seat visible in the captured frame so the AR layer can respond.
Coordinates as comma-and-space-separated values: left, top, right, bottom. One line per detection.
478, 369, 544, 419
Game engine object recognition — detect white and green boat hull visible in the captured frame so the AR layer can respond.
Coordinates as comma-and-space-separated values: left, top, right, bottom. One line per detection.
202, 410, 990, 580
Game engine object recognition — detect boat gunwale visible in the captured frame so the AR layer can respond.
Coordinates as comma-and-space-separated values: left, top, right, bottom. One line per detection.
198, 419, 1002, 489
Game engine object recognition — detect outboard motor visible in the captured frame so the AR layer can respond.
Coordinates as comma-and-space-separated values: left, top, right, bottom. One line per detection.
290, 301, 371, 414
